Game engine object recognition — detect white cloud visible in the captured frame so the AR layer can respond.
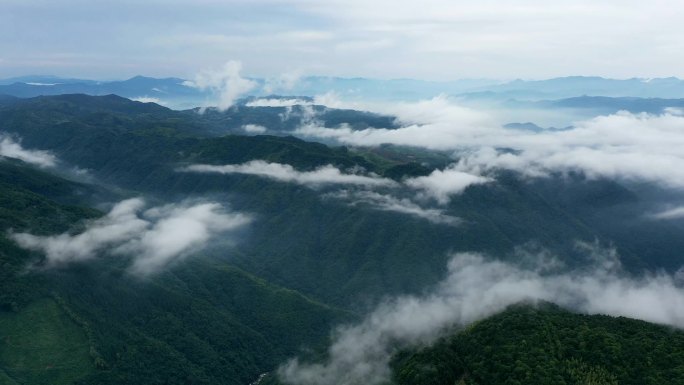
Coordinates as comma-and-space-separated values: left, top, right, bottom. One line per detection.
649, 206, 684, 220
404, 166, 491, 204
262, 70, 304, 94
0, 134, 57, 168
241, 124, 268, 133
10, 198, 250, 275
5, 1, 684, 80
298, 96, 684, 190
11, 198, 148, 264
326, 190, 460, 225
182, 159, 489, 205
180, 160, 397, 188
280, 243, 684, 385
185, 60, 257, 111
246, 98, 313, 108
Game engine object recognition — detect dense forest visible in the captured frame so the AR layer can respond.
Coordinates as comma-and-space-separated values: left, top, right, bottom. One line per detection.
391, 303, 684, 385
1, 94, 683, 384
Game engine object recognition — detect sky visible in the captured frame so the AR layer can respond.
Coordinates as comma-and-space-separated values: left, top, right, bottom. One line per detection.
1, 0, 683, 80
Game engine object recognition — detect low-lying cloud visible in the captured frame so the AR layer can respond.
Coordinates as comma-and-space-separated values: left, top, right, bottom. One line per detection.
404, 165, 491, 204
181, 160, 489, 221
296, 96, 684, 190
241, 124, 268, 133
0, 134, 57, 168
649, 206, 684, 220
246, 98, 313, 108
184, 60, 257, 111
180, 160, 397, 188
326, 190, 460, 226
10, 198, 251, 275
280, 243, 684, 385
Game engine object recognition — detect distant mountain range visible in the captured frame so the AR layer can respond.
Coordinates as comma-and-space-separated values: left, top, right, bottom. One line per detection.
2, 75, 684, 109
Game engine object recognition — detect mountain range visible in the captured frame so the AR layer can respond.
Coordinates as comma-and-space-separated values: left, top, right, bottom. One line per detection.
3, 75, 684, 109
0, 92, 683, 385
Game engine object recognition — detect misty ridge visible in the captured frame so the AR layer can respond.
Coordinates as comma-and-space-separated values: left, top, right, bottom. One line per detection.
280, 242, 684, 385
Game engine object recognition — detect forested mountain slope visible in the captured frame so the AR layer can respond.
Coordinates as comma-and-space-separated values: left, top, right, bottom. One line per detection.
1, 94, 683, 384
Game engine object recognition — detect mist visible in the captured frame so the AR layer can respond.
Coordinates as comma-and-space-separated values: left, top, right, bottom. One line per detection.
180, 160, 397, 188
246, 98, 313, 108
10, 198, 251, 275
279, 243, 684, 385
0, 134, 57, 168
184, 60, 257, 111
325, 190, 461, 226
296, 96, 684, 191
181, 160, 493, 222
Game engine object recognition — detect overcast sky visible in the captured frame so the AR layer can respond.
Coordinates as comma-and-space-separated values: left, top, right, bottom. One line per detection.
1, 0, 683, 80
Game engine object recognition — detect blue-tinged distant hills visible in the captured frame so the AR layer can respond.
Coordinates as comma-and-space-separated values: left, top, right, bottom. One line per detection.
0, 75, 207, 109
3, 75, 684, 109
459, 76, 684, 100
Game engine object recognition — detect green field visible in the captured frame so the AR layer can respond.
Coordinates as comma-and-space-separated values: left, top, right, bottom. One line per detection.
0, 299, 94, 385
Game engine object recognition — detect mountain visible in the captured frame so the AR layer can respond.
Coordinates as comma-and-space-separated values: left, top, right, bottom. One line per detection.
0, 76, 205, 109
0, 158, 350, 385
459, 76, 684, 100
3, 75, 684, 108
1, 94, 684, 384
391, 303, 684, 385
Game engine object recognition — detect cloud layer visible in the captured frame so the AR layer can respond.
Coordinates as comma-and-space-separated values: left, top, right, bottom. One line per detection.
10, 198, 250, 275
650, 206, 684, 220
246, 98, 313, 108
280, 244, 684, 385
297, 96, 684, 190
0, 134, 57, 168
325, 190, 460, 226
405, 165, 491, 204
181, 160, 397, 188
5, 1, 684, 80
182, 160, 491, 224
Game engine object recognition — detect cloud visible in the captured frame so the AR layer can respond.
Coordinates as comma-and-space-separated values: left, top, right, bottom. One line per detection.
246, 98, 313, 107
182, 159, 488, 206
298, 96, 684, 190
279, 243, 684, 385
649, 206, 684, 220
262, 70, 304, 94
325, 190, 460, 225
184, 60, 257, 111
5, 1, 684, 80
404, 165, 491, 204
0, 134, 57, 168
241, 124, 268, 133
180, 160, 397, 188
10, 198, 250, 275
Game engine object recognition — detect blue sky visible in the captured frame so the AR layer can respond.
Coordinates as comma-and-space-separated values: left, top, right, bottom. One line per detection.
1, 0, 683, 80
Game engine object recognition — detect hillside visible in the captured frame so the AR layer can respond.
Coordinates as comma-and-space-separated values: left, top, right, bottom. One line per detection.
0, 160, 350, 385
1, 94, 683, 384
391, 303, 684, 385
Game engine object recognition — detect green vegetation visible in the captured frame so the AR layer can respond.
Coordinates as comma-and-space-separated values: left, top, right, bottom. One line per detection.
391, 303, 684, 385
2, 94, 684, 384
0, 159, 348, 385
0, 299, 94, 385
